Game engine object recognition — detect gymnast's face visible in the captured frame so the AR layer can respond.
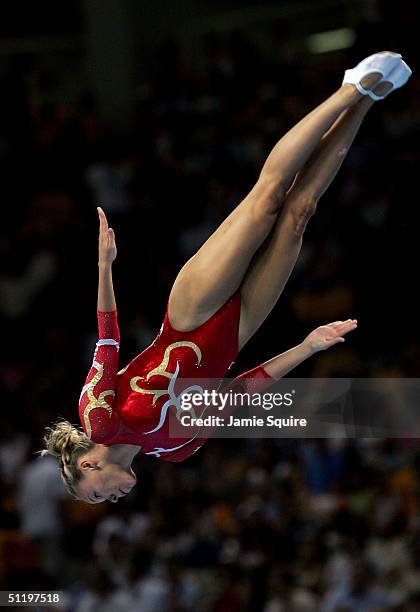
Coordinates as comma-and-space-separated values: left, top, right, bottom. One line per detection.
75, 452, 137, 504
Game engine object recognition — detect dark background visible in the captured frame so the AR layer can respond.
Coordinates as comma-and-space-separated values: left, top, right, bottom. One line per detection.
0, 1, 419, 610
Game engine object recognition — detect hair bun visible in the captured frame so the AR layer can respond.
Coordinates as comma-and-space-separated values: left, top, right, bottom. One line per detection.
38, 420, 93, 498
40, 421, 86, 462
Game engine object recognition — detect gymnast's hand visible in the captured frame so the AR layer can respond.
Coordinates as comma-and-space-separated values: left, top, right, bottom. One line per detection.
97, 206, 117, 267
303, 319, 357, 353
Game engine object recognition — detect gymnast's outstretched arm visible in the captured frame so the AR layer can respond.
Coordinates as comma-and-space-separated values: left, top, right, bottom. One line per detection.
78, 207, 121, 443
261, 319, 357, 380
229, 319, 357, 394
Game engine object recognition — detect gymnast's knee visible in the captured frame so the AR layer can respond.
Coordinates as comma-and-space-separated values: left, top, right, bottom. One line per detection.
287, 196, 318, 236
254, 176, 287, 218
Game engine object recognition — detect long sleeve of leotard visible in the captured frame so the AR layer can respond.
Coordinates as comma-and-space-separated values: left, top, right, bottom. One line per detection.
209, 364, 275, 422
228, 363, 275, 393
218, 363, 275, 414
78, 309, 121, 443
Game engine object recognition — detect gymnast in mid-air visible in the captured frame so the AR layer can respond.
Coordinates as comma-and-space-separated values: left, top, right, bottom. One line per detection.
41, 52, 411, 503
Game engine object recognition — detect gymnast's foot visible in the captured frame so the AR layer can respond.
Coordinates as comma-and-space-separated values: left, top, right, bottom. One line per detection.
343, 51, 412, 101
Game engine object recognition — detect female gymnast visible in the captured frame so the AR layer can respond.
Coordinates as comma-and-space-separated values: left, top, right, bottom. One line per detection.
41, 52, 411, 503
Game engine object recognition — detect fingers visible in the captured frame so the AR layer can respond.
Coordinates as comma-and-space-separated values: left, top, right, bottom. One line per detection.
329, 319, 357, 335
324, 336, 345, 346
338, 320, 358, 336
97, 206, 109, 232
330, 319, 357, 328
99, 207, 108, 229
323, 319, 357, 344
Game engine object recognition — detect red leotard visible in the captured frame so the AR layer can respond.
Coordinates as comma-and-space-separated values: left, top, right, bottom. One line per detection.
78, 292, 274, 461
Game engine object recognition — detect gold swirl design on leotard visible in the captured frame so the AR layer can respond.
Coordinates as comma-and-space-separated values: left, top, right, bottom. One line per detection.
82, 364, 115, 439
130, 341, 202, 404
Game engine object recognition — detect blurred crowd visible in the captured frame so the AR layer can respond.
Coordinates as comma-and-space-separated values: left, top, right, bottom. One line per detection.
0, 10, 420, 612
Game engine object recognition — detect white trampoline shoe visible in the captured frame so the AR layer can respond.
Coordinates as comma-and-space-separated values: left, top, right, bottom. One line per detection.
343, 51, 410, 101
380, 60, 412, 97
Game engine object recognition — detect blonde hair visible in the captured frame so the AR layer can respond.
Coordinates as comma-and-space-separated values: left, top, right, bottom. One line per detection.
38, 420, 94, 498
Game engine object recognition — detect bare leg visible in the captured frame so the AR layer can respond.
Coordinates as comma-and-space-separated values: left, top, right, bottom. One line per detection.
238, 95, 376, 348
169, 83, 366, 331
